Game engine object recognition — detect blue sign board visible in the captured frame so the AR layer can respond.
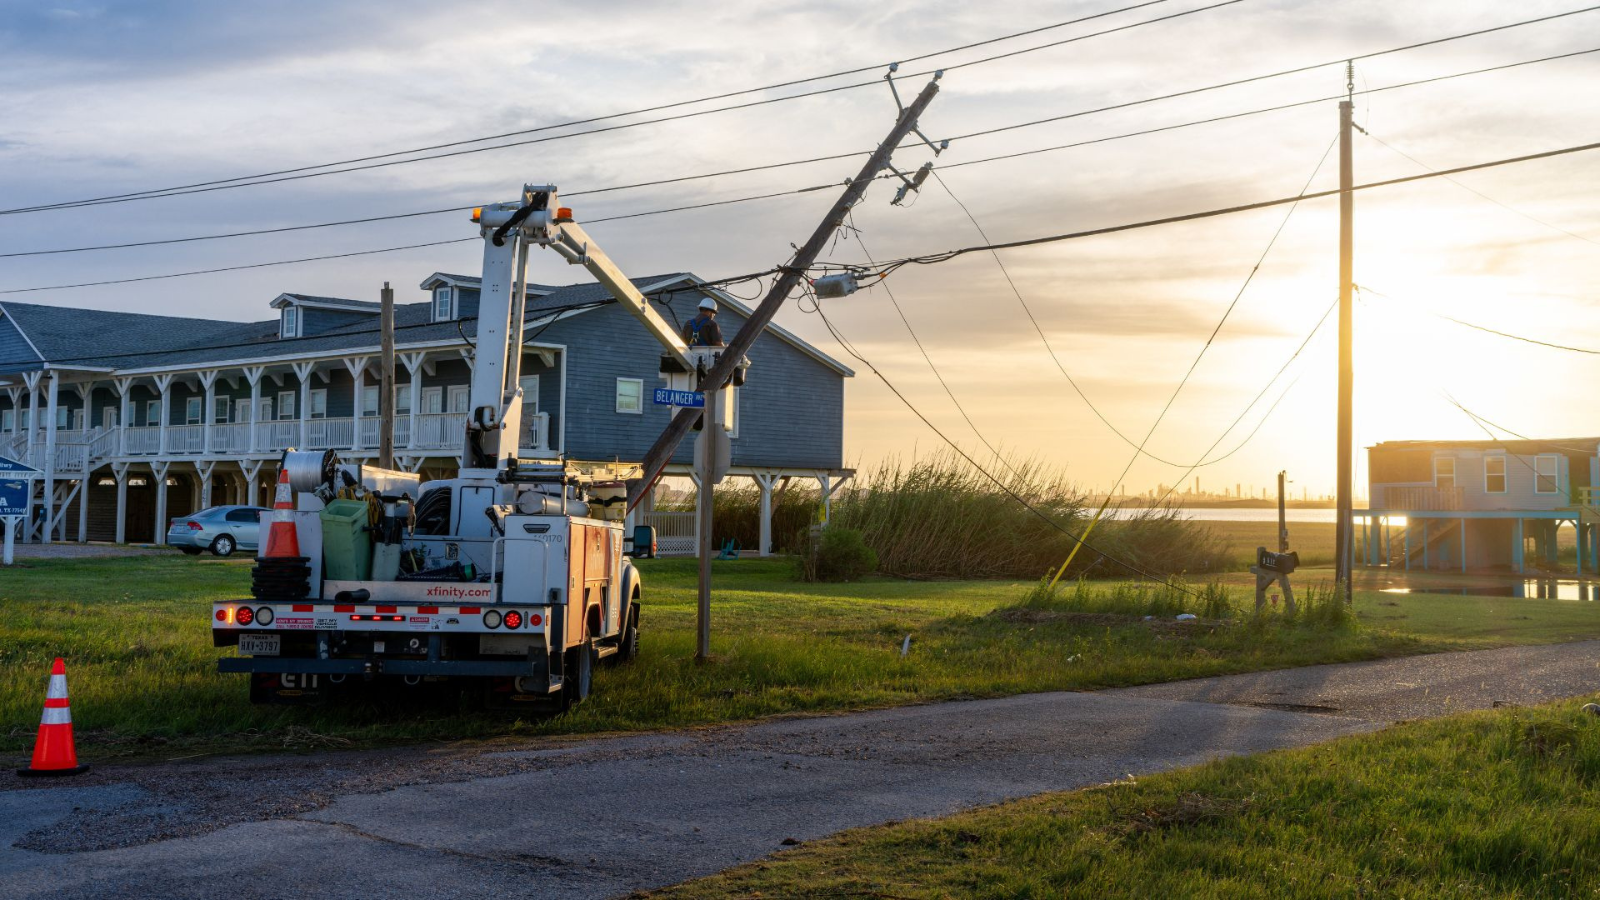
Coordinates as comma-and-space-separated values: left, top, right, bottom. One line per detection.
653, 389, 705, 408
0, 457, 38, 518
0, 479, 26, 517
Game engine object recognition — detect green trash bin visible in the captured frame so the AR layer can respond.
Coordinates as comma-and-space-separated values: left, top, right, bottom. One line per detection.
320, 499, 372, 581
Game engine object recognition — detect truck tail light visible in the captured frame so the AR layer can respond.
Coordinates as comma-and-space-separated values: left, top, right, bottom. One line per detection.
503, 610, 523, 630
215, 608, 229, 623
483, 610, 502, 629
256, 606, 275, 626
236, 606, 254, 626
529, 613, 543, 627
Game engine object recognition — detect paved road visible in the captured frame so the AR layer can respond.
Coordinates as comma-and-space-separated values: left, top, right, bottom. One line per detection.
4, 640, 1597, 900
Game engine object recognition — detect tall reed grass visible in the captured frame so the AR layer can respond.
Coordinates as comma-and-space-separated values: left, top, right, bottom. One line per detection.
679, 453, 1225, 579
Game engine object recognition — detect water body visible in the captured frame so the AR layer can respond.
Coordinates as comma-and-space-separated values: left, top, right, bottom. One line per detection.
1111, 507, 1341, 524
1382, 581, 1599, 601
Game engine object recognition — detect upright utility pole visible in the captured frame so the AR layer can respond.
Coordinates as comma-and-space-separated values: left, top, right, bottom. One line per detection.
628, 74, 944, 512
1335, 63, 1355, 602
695, 390, 723, 660
1277, 470, 1289, 553
379, 281, 396, 470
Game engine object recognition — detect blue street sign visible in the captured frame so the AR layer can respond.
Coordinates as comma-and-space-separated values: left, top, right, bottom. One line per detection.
0, 479, 27, 517
653, 388, 705, 408
0, 456, 40, 477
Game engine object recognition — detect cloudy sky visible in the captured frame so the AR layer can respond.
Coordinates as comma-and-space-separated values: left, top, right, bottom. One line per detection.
1, 0, 1596, 498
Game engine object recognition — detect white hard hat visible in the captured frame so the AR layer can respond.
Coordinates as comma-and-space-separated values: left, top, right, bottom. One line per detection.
698, 297, 717, 311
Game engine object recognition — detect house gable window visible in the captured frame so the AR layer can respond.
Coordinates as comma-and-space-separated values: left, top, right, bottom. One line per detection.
281, 305, 300, 339
1535, 454, 1559, 494
1434, 456, 1456, 491
433, 287, 454, 322
615, 378, 643, 414
1484, 454, 1507, 494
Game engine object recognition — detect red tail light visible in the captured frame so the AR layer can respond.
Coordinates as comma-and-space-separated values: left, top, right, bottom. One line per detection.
187, 521, 202, 531
503, 610, 523, 630
215, 608, 228, 622
236, 606, 254, 626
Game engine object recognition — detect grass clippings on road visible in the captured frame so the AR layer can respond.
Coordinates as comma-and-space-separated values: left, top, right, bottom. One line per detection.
2, 553, 1599, 762
651, 699, 1600, 899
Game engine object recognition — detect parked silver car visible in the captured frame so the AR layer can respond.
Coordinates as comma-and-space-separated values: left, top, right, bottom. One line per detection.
166, 505, 269, 557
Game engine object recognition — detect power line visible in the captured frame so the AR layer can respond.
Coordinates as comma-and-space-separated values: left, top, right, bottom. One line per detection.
841, 212, 1025, 478
810, 298, 1203, 592
1359, 129, 1600, 248
861, 138, 1600, 274
1358, 284, 1600, 356
0, 0, 1238, 216
7, 42, 1593, 261
8, 3, 1593, 218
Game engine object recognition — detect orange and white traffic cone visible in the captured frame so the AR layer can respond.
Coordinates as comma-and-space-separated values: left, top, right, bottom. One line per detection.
17, 658, 89, 777
262, 467, 301, 559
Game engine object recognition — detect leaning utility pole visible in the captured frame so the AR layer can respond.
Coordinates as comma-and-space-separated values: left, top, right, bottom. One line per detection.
629, 73, 944, 515
379, 281, 396, 470
641, 73, 942, 663
1335, 63, 1355, 602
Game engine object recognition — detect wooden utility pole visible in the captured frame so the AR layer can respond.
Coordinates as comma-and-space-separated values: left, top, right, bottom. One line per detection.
695, 389, 723, 660
379, 281, 396, 470
1277, 469, 1289, 553
1335, 63, 1355, 602
628, 74, 944, 512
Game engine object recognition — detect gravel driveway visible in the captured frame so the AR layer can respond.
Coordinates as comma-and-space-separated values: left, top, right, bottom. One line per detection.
3, 640, 1597, 900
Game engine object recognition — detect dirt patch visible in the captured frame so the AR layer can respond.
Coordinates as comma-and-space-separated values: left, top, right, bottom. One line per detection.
993, 608, 1230, 635
1112, 792, 1252, 836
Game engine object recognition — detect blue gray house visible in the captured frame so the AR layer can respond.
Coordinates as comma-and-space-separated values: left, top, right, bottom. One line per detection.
0, 272, 851, 554
1362, 437, 1599, 574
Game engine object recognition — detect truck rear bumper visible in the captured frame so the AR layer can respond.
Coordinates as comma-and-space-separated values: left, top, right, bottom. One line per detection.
218, 656, 548, 678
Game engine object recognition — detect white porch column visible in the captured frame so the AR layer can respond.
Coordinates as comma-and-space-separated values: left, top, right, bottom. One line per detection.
77, 476, 89, 543
113, 462, 129, 544
23, 371, 41, 458
240, 460, 264, 508
200, 371, 218, 455
293, 361, 315, 450
115, 377, 133, 456
152, 461, 171, 544
154, 374, 173, 456
344, 357, 368, 452
244, 367, 264, 454
41, 371, 59, 544
198, 460, 216, 510
401, 352, 425, 451
753, 472, 777, 557
4, 387, 16, 436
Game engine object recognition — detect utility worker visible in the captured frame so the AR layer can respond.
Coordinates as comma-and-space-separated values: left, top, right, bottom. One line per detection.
682, 297, 724, 346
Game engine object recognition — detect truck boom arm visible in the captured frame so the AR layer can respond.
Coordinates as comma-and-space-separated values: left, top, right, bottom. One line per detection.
463, 185, 694, 470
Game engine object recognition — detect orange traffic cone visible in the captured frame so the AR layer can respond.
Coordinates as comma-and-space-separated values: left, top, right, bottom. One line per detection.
17, 658, 89, 777
262, 467, 301, 558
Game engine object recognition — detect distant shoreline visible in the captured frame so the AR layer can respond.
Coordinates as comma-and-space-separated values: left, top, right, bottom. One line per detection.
1119, 500, 1342, 510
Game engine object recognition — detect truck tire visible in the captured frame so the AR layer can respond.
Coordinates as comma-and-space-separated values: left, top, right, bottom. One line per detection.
562, 637, 595, 709
616, 602, 640, 663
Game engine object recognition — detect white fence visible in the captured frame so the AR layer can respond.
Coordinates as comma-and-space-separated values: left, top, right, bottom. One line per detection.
647, 510, 698, 556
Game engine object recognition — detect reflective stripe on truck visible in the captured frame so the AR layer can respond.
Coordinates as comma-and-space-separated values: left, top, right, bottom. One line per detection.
212, 601, 550, 634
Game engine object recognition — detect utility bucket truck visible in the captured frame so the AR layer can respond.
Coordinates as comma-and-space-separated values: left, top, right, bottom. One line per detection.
211, 186, 706, 708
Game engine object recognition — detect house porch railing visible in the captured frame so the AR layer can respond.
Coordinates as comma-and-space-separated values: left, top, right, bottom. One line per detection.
1377, 485, 1464, 511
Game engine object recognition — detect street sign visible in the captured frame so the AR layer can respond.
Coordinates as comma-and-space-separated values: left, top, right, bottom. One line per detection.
0, 456, 41, 477
653, 388, 704, 408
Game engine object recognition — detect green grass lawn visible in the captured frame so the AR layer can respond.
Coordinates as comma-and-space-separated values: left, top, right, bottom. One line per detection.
652, 698, 1600, 899
1203, 519, 1336, 567
2, 553, 1599, 763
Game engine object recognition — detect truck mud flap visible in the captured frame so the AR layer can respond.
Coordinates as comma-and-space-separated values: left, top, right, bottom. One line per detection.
250, 672, 335, 705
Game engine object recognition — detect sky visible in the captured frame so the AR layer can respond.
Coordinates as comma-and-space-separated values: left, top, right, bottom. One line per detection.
0, 0, 1596, 499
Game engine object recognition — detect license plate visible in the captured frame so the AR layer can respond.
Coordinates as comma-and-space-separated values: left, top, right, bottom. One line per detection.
239, 634, 281, 656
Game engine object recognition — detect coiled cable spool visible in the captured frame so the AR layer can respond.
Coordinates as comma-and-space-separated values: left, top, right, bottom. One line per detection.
282, 449, 340, 494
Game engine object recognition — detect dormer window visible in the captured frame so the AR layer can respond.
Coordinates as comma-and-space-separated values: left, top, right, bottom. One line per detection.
433, 287, 454, 321
281, 305, 300, 338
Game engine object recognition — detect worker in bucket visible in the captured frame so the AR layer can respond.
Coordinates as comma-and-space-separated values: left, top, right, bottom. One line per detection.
682, 297, 724, 346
